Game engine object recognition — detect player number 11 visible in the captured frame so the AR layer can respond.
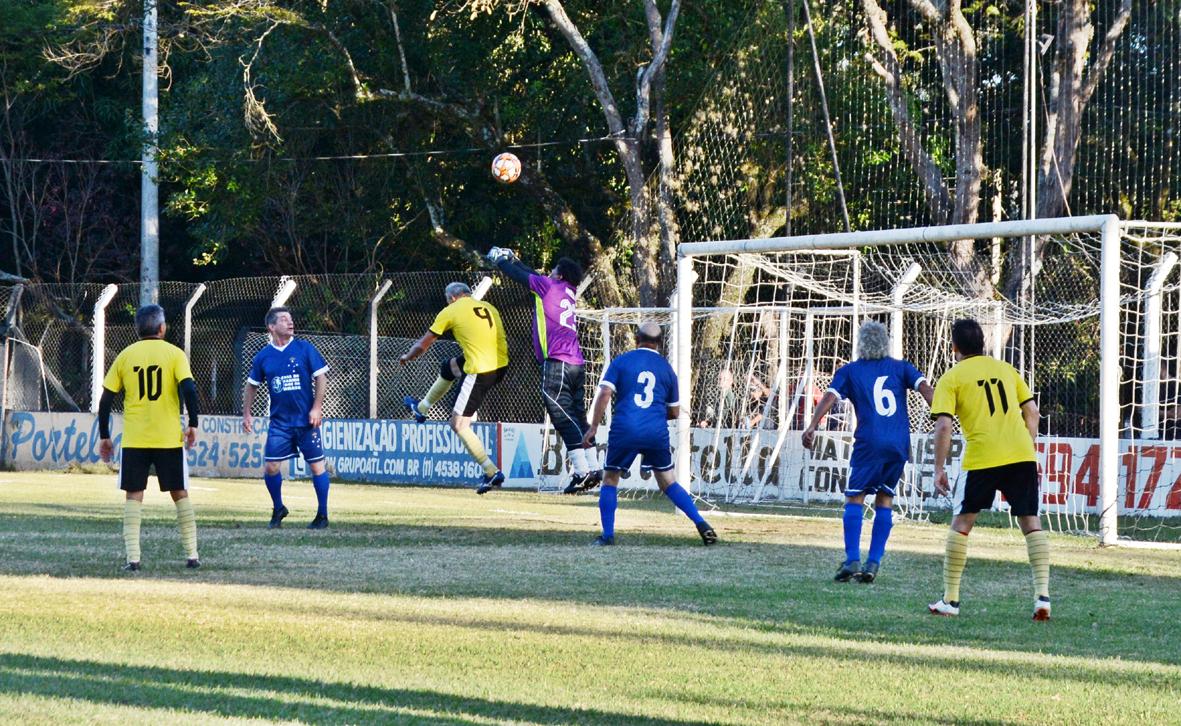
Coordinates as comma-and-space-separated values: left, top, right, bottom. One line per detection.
976, 378, 1009, 415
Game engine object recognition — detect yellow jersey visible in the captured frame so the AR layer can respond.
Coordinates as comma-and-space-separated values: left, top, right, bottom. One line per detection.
930, 355, 1036, 470
429, 296, 509, 374
103, 339, 195, 448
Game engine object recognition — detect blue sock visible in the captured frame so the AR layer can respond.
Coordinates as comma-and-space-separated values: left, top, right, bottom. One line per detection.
664, 482, 705, 525
599, 485, 618, 539
867, 506, 893, 564
264, 472, 283, 510
842, 502, 864, 563
312, 472, 331, 518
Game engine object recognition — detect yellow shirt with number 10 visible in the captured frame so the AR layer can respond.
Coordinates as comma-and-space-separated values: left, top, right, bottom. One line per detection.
102, 339, 195, 448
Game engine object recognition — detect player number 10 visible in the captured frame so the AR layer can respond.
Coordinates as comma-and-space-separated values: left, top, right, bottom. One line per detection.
132, 364, 163, 401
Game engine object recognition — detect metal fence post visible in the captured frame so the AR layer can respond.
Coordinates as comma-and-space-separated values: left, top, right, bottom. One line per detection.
183, 283, 207, 359
90, 284, 119, 413
369, 279, 393, 418
1, 284, 24, 429
1098, 215, 1122, 545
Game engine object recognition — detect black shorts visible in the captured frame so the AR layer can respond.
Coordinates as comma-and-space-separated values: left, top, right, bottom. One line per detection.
960, 460, 1039, 516
119, 447, 188, 493
454, 366, 507, 417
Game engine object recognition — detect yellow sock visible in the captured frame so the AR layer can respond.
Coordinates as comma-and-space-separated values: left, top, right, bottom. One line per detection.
943, 529, 969, 603
457, 427, 499, 476
123, 499, 143, 564
421, 376, 453, 413
1024, 529, 1050, 599
174, 497, 198, 560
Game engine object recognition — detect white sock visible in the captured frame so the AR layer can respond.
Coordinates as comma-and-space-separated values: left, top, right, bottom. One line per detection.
583, 445, 600, 470
568, 447, 589, 476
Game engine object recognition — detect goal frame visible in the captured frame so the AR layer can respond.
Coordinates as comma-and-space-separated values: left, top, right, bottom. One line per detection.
675, 214, 1122, 544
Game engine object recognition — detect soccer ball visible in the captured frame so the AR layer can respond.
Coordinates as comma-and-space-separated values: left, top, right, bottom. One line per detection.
491, 152, 521, 184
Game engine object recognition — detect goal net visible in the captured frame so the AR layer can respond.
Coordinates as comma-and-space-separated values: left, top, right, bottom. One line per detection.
663, 216, 1181, 547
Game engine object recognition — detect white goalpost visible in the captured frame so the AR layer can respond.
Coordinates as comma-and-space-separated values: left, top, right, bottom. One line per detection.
670, 215, 1181, 548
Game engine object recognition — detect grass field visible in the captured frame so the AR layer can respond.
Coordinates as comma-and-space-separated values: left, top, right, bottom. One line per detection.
1, 471, 1179, 725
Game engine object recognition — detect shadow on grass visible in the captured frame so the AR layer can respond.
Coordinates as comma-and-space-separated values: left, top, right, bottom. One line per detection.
2, 511, 1180, 669
0, 652, 706, 725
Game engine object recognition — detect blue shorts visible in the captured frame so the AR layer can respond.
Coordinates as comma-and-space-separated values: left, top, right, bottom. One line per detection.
846, 457, 906, 497
265, 423, 325, 463
604, 441, 674, 472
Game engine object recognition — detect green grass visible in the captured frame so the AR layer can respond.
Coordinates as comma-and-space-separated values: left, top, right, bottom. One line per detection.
0, 472, 1179, 725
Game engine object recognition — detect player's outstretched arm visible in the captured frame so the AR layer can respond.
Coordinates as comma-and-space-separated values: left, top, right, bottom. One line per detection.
801, 391, 840, 450
490, 255, 537, 287
242, 382, 258, 433
399, 332, 438, 365
179, 378, 200, 449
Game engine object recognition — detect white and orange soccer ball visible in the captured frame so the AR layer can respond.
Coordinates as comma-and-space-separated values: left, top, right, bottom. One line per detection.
491, 152, 522, 184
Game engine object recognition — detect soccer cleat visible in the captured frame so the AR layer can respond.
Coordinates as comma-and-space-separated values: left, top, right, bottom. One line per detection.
696, 520, 718, 546
855, 561, 880, 584
403, 396, 427, 424
122, 562, 141, 572
562, 473, 587, 495
307, 514, 329, 530
476, 471, 504, 495
579, 469, 603, 493
590, 535, 615, 546
834, 560, 860, 582
186, 558, 201, 569
1033, 596, 1052, 621
268, 505, 289, 529
928, 599, 960, 617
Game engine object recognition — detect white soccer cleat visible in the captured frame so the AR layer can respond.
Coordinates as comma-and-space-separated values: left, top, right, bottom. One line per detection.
1033, 597, 1051, 621
928, 599, 960, 617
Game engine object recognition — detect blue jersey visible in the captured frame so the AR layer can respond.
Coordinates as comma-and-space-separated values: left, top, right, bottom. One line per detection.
247, 338, 329, 428
828, 357, 926, 465
600, 348, 679, 446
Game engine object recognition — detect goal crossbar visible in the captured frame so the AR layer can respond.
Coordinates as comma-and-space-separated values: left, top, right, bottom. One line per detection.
674, 214, 1123, 544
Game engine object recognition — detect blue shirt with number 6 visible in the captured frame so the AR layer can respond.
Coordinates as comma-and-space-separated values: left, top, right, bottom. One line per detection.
827, 357, 927, 466
599, 348, 679, 446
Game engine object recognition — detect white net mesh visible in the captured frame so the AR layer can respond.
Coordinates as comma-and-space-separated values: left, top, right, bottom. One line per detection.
614, 219, 1181, 545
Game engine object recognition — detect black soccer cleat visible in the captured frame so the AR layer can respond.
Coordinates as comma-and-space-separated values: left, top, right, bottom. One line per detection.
855, 560, 879, 584
834, 560, 860, 582
268, 505, 289, 529
476, 470, 504, 495
403, 396, 427, 424
307, 514, 329, 530
122, 562, 141, 572
696, 520, 718, 546
186, 558, 201, 569
590, 535, 615, 547
579, 469, 603, 493
562, 473, 586, 495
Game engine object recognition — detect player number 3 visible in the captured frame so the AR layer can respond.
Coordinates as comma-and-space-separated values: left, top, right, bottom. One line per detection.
634, 371, 656, 409
873, 375, 897, 417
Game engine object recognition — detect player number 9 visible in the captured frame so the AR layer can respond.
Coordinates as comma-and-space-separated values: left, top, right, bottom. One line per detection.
473, 306, 493, 328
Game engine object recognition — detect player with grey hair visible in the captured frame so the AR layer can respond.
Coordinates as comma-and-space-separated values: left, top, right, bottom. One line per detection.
802, 320, 934, 583
400, 281, 510, 494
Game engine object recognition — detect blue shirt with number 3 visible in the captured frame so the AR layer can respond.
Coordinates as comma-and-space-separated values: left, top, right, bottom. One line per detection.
600, 348, 679, 446
828, 357, 926, 465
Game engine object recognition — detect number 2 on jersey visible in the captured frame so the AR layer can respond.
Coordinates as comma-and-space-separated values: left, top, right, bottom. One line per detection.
634, 371, 656, 408
558, 288, 577, 331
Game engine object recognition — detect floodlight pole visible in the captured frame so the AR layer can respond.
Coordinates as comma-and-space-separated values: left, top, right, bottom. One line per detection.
140, 0, 160, 306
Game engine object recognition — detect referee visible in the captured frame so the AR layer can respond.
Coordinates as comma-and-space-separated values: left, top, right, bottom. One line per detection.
98, 304, 201, 571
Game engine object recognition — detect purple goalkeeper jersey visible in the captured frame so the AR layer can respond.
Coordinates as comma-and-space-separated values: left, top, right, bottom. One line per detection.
527, 274, 585, 365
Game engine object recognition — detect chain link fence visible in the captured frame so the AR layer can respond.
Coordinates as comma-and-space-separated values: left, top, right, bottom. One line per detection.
0, 272, 547, 425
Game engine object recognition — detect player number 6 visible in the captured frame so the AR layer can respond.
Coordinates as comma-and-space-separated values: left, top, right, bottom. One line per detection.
873, 375, 897, 417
